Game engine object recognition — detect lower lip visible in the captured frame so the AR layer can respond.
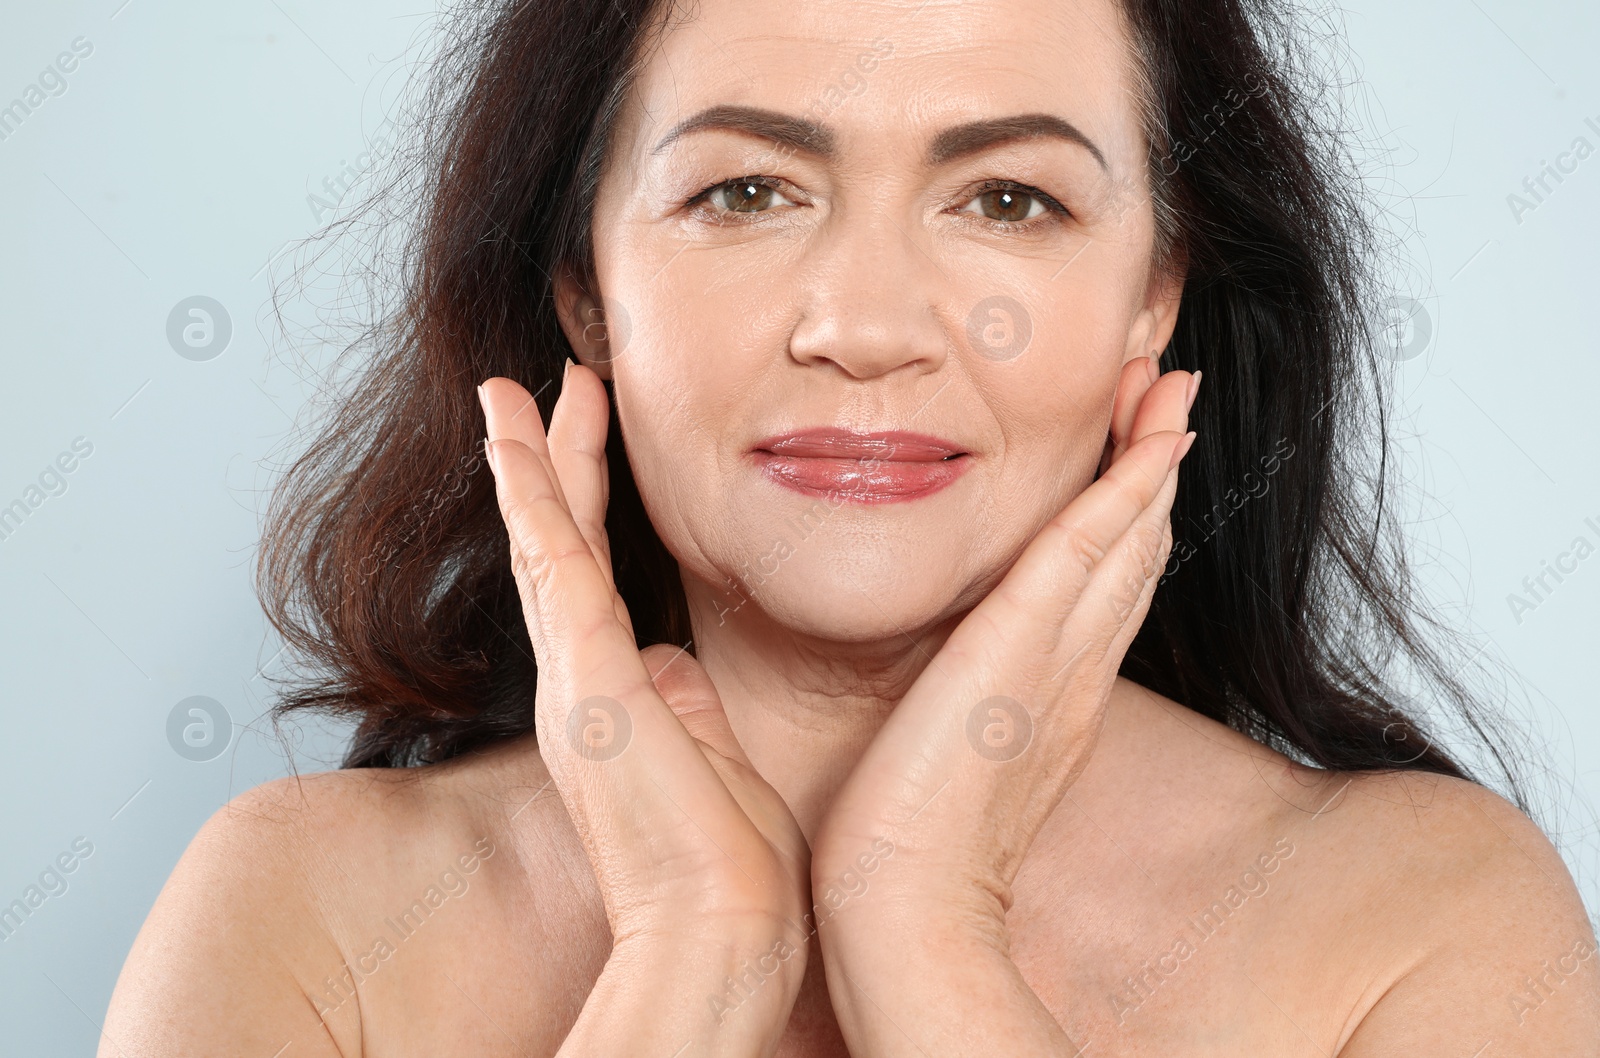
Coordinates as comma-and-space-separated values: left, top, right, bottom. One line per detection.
752, 452, 972, 504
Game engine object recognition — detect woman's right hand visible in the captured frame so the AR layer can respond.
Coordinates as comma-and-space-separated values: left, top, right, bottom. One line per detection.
480, 367, 809, 1056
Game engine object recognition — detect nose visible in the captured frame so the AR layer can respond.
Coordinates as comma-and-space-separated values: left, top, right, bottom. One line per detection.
786, 204, 950, 380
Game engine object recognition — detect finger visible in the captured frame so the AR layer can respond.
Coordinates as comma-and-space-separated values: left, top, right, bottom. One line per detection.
1109, 354, 1160, 456
484, 433, 636, 675
1071, 367, 1199, 653
490, 435, 747, 802
996, 428, 1191, 617
1069, 460, 1179, 662
547, 361, 617, 593
639, 645, 812, 870
641, 643, 753, 770
480, 375, 573, 516
485, 426, 795, 919
488, 436, 726, 798
1125, 368, 1199, 450
1064, 367, 1201, 666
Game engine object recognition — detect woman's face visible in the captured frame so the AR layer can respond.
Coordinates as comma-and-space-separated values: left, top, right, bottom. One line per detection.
559, 0, 1183, 642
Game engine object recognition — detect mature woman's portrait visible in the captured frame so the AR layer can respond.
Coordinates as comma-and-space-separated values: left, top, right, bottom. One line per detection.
3, 0, 1598, 1053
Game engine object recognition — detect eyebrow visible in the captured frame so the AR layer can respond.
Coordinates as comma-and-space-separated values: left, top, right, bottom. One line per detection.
651, 104, 1109, 172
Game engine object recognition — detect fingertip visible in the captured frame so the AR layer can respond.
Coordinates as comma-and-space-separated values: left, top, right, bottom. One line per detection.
1124, 367, 1194, 449
1170, 430, 1197, 470
550, 362, 611, 456
484, 435, 533, 473
484, 436, 524, 480
1112, 355, 1160, 452
480, 377, 517, 435
641, 641, 696, 682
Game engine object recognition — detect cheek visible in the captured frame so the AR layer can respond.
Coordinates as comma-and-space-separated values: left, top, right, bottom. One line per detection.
986, 375, 1114, 529
605, 290, 758, 567
600, 225, 797, 480
984, 295, 1125, 473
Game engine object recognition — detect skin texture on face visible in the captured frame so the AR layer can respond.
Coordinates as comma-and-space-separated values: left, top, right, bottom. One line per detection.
557, 0, 1184, 652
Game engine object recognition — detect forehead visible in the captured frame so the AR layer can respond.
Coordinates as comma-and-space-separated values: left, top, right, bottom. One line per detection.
615, 0, 1147, 175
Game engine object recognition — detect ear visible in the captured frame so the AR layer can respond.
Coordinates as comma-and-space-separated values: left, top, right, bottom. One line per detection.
553, 270, 621, 381
1101, 255, 1187, 477
1120, 253, 1187, 369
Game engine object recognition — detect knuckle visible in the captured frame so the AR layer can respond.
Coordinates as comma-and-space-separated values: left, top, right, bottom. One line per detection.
498, 495, 550, 548
523, 544, 594, 605
1106, 571, 1145, 623
502, 507, 595, 613
1125, 520, 1170, 579
1046, 517, 1108, 577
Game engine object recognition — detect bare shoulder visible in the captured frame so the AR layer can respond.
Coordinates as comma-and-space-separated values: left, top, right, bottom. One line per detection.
100, 769, 391, 1057
1099, 682, 1597, 1053
102, 750, 605, 1057
1319, 769, 1600, 1055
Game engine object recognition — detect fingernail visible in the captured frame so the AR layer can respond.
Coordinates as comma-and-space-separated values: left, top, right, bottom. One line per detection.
483, 437, 499, 476
1145, 355, 1159, 385
477, 382, 489, 416
1185, 370, 1203, 413
1169, 430, 1197, 470
564, 356, 575, 382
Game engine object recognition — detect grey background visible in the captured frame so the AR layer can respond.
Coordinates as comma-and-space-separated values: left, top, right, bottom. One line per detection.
0, 0, 1595, 1050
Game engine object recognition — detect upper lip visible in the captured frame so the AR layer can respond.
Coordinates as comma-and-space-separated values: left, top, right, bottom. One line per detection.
751, 428, 967, 461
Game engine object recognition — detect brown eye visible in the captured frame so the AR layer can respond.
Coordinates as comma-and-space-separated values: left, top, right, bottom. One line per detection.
958, 182, 1061, 224
708, 177, 792, 214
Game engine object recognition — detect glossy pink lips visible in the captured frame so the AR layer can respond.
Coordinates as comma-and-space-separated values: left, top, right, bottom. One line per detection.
751, 429, 972, 504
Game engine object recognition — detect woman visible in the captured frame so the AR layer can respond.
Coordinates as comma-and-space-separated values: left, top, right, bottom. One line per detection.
102, 0, 1597, 1053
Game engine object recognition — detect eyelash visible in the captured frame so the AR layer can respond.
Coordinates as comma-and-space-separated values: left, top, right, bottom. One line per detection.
685, 175, 800, 224
961, 179, 1073, 230
683, 175, 1072, 230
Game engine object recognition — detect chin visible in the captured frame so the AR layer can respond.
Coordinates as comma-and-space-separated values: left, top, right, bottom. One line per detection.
696, 521, 995, 644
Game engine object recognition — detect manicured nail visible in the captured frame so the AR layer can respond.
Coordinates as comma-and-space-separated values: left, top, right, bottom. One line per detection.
1185, 370, 1203, 413
564, 356, 575, 382
477, 383, 489, 416
1145, 355, 1159, 385
1169, 430, 1197, 470
483, 437, 499, 476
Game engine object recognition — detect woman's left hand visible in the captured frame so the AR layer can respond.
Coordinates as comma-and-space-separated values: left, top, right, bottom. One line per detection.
810, 359, 1198, 1055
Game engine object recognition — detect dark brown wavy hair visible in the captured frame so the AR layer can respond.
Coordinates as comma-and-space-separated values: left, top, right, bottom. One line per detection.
259, 0, 1535, 813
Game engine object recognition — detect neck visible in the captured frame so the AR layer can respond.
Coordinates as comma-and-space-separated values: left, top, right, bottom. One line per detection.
681, 575, 963, 843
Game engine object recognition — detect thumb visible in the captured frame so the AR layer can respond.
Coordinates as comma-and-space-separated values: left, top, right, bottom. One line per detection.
640, 643, 753, 770
641, 643, 812, 873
